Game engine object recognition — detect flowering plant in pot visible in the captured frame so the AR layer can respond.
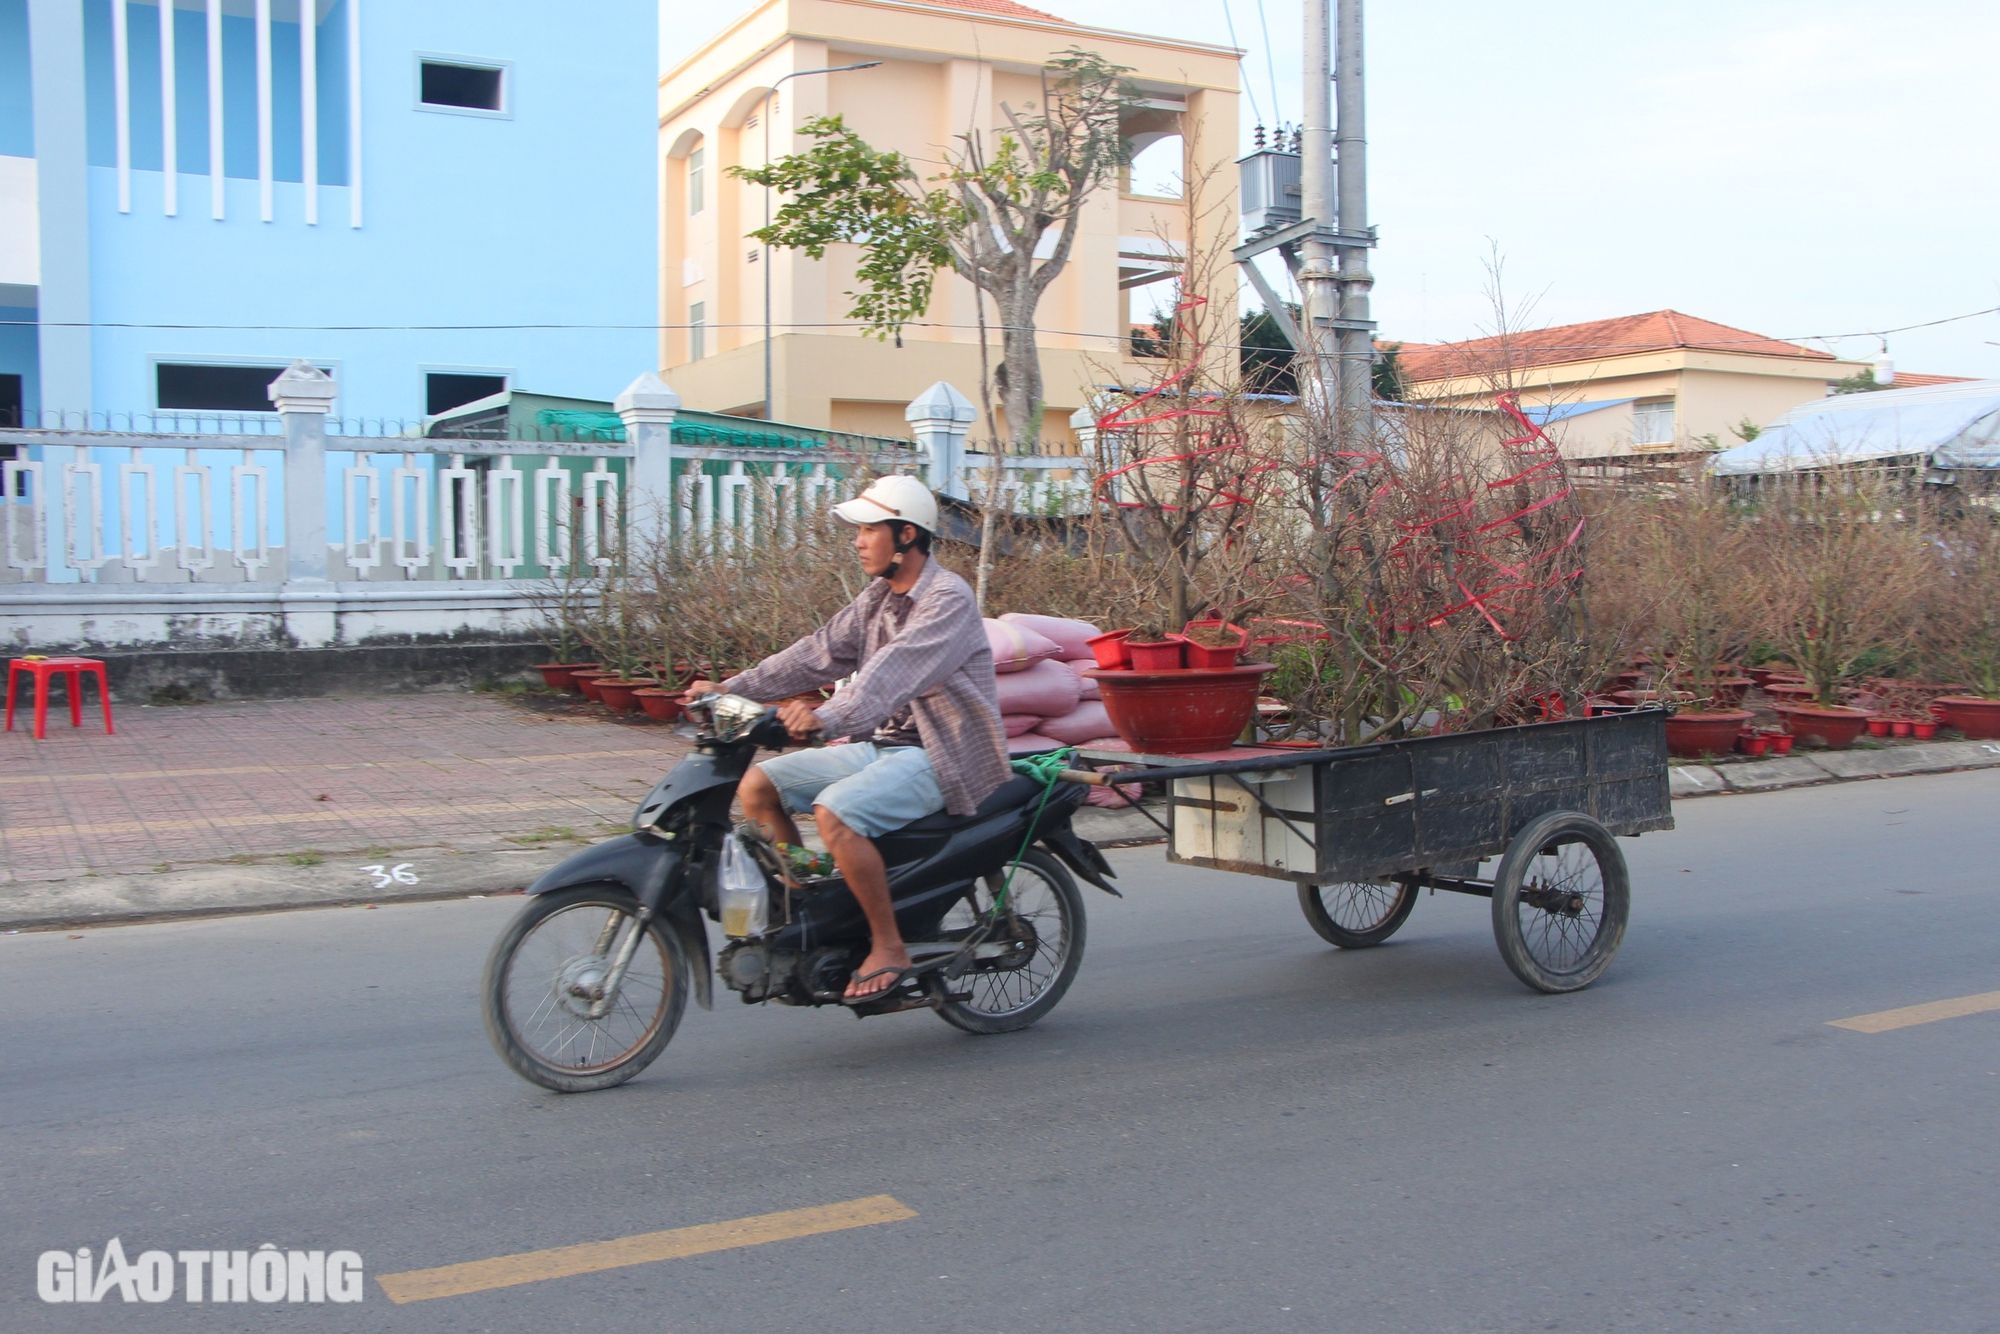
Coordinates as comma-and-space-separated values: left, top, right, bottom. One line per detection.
526, 537, 607, 691
1916, 513, 2000, 739
1628, 480, 1756, 756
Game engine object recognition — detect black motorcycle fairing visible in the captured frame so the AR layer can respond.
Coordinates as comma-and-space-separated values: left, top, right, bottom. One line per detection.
660, 896, 715, 1010
633, 745, 755, 832
1040, 823, 1121, 896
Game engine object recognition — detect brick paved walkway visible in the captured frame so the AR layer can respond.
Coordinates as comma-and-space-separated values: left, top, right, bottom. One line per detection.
0, 694, 691, 880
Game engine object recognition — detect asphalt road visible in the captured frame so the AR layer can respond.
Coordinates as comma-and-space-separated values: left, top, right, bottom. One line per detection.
4, 769, 1997, 1332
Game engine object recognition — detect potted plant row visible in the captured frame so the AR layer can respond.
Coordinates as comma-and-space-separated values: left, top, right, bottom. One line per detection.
1084, 620, 1276, 754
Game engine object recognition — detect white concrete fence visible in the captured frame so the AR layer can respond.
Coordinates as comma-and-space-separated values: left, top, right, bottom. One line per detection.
0, 366, 1095, 650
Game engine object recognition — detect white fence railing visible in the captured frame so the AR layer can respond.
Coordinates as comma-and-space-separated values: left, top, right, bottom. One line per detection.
0, 368, 1096, 587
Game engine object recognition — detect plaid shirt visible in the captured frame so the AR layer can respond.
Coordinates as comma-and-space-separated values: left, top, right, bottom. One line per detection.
722, 561, 1010, 816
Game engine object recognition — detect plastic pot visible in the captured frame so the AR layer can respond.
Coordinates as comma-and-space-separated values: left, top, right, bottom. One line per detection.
1771, 704, 1873, 749
1762, 730, 1795, 756
1866, 717, 1893, 738
1890, 718, 1914, 738
1736, 731, 1769, 756
1085, 629, 1135, 670
571, 670, 612, 702
633, 688, 685, 722
1663, 709, 1755, 758
1125, 637, 1187, 672
1912, 720, 1938, 740
1934, 696, 2000, 740
1084, 663, 1277, 754
1180, 621, 1249, 670
534, 662, 597, 693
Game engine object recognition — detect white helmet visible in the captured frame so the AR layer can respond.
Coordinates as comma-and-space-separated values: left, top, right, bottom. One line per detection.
831, 475, 939, 536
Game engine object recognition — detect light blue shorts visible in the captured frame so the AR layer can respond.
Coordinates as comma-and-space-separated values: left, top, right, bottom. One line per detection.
756, 744, 946, 839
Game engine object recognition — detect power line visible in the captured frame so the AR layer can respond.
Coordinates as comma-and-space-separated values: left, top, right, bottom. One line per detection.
1218, 0, 1266, 128
1253, 0, 1282, 128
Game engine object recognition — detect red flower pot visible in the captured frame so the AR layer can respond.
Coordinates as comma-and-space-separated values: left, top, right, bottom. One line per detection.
1772, 704, 1873, 749
1664, 709, 1755, 758
1124, 637, 1187, 672
1935, 696, 2000, 740
1890, 718, 1913, 738
633, 688, 685, 722
1180, 621, 1249, 670
1866, 717, 1892, 737
1085, 663, 1277, 754
1736, 731, 1769, 756
593, 677, 653, 714
1759, 729, 1795, 756
1912, 720, 1938, 740
571, 670, 612, 702
1763, 682, 1818, 704
1085, 629, 1135, 669
534, 662, 598, 693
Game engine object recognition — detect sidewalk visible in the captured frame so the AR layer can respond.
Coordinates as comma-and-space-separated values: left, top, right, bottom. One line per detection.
0, 692, 690, 883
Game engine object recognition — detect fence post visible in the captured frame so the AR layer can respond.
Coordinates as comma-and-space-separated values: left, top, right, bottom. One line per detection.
616, 372, 681, 553
906, 381, 975, 500
270, 360, 339, 645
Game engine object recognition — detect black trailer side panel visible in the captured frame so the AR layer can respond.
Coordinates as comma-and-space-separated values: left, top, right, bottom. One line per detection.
1313, 712, 1671, 884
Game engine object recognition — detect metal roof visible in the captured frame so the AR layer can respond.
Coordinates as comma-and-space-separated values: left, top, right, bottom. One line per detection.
1709, 379, 2000, 475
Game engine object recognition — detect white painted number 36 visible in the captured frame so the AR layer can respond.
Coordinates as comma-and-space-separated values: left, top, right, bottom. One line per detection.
359, 863, 419, 888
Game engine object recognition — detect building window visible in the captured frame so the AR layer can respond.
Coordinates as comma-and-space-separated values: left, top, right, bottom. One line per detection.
1632, 399, 1675, 446
427, 373, 508, 416
688, 303, 706, 361
0, 372, 21, 427
688, 148, 706, 215
417, 58, 508, 115
157, 363, 295, 413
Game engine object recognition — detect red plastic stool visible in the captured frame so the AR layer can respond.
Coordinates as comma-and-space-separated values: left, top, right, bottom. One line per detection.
6, 657, 115, 740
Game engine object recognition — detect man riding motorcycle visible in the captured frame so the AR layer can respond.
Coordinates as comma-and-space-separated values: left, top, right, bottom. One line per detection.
684, 476, 1010, 1000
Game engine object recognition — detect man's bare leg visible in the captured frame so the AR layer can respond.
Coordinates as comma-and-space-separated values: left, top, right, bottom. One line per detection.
738, 766, 803, 848
816, 805, 910, 999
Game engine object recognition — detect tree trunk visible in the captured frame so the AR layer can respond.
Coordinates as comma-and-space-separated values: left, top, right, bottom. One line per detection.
995, 282, 1044, 455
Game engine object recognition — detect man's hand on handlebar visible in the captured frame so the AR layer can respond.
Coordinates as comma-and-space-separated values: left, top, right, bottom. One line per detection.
683, 679, 718, 700
776, 699, 825, 743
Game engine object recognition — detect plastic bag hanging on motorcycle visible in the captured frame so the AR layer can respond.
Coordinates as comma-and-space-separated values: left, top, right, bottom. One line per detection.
719, 832, 772, 938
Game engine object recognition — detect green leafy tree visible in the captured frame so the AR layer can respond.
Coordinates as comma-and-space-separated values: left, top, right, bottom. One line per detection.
734, 49, 1137, 453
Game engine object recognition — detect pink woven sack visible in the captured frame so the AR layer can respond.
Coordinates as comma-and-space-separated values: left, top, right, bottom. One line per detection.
998, 613, 1102, 662
993, 658, 1081, 717
1057, 658, 1100, 701
1038, 702, 1115, 746
1001, 713, 1042, 737
985, 619, 1064, 674
1007, 732, 1063, 755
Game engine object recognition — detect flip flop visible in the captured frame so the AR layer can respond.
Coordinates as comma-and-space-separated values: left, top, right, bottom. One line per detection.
842, 964, 913, 1002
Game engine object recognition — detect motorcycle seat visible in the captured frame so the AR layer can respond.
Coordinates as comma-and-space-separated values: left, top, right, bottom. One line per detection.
895, 774, 1046, 834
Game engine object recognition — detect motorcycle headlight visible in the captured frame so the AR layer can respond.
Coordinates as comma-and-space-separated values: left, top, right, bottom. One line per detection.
703, 693, 767, 741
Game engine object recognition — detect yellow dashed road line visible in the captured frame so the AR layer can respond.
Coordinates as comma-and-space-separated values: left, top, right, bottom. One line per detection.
375, 1195, 917, 1303
1829, 990, 2000, 1033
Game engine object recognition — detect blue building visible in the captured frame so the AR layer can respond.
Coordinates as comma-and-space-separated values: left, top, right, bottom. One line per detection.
0, 0, 657, 426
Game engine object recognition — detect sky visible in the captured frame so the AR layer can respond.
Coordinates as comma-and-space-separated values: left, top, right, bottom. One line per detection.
664, 0, 2000, 378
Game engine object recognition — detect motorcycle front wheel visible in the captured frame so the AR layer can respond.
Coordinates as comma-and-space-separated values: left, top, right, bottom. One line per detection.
482, 884, 689, 1092
934, 849, 1085, 1035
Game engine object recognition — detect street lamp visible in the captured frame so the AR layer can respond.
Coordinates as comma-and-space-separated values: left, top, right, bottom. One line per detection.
760, 61, 882, 420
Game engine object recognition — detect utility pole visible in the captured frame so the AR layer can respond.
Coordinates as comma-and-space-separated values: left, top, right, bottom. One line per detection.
1296, 0, 1339, 414
1334, 0, 1374, 436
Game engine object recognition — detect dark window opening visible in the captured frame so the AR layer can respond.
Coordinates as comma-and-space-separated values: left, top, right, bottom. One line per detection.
421, 61, 504, 111
156, 363, 300, 412
427, 373, 508, 416
0, 373, 21, 426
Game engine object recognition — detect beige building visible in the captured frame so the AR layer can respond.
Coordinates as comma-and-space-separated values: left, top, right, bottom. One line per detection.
658, 0, 1240, 447
1395, 310, 1878, 458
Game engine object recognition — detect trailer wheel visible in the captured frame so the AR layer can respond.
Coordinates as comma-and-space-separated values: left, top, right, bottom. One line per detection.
1491, 811, 1629, 993
1298, 879, 1419, 949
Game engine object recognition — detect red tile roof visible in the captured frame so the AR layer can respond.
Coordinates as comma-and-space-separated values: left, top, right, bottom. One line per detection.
1395, 309, 1836, 385
1890, 371, 1976, 389
904, 0, 1074, 22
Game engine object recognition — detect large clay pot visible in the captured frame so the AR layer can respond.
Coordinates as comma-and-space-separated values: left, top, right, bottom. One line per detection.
1763, 682, 1819, 704
594, 678, 655, 714
633, 688, 685, 722
1709, 678, 1754, 707
1935, 696, 2000, 740
534, 661, 597, 693
1663, 709, 1755, 758
571, 670, 612, 702
1772, 704, 1873, 749
1085, 663, 1277, 754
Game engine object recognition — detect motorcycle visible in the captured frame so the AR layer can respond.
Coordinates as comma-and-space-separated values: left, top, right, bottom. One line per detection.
481, 693, 1121, 1092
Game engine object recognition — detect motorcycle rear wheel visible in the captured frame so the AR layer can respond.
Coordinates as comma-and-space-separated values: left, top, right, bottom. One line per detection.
935, 849, 1085, 1035
483, 884, 689, 1092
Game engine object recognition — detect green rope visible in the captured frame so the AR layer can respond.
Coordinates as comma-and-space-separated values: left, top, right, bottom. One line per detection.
990, 746, 1075, 915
